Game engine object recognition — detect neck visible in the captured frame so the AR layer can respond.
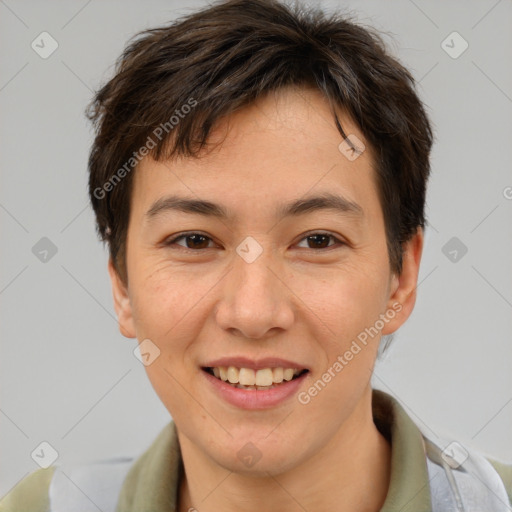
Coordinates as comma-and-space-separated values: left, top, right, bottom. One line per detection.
177, 387, 391, 512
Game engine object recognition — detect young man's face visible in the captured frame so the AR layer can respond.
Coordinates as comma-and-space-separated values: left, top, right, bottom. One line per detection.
110, 86, 422, 475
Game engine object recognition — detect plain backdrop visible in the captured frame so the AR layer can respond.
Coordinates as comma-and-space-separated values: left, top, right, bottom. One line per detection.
1, 0, 511, 496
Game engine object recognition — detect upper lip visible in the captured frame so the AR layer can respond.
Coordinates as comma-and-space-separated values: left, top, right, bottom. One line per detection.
202, 357, 309, 371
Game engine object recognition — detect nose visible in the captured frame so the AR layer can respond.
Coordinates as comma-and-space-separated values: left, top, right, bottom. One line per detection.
214, 248, 295, 339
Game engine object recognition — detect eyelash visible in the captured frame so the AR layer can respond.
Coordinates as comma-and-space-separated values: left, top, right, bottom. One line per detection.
163, 231, 345, 251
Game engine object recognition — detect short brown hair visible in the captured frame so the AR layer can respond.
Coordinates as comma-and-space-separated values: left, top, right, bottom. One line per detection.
87, 0, 433, 283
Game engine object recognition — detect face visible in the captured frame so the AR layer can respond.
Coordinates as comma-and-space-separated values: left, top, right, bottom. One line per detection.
110, 86, 422, 476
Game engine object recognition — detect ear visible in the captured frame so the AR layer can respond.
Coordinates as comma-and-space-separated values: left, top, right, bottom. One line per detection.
108, 258, 136, 339
381, 228, 424, 335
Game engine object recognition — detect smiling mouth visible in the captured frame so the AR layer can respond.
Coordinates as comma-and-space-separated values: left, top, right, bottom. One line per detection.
202, 366, 309, 390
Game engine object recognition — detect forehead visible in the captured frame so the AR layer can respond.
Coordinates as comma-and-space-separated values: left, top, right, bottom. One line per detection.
131, 86, 380, 224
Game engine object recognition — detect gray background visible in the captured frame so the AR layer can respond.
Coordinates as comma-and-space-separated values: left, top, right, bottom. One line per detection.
1, 0, 511, 496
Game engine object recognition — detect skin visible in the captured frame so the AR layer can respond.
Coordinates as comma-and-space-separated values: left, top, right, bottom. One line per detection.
109, 86, 423, 512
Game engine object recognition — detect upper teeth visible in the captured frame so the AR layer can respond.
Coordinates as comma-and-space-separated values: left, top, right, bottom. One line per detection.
212, 366, 301, 386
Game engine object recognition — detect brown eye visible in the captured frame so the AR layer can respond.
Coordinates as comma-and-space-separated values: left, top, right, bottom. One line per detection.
296, 232, 343, 250
306, 234, 331, 249
165, 233, 214, 250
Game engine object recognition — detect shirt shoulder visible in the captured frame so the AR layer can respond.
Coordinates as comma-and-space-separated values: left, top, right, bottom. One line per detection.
0, 467, 56, 512
0, 423, 178, 512
422, 434, 512, 510
488, 458, 512, 504
1, 457, 135, 512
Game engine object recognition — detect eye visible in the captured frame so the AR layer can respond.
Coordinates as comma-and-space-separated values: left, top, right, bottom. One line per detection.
164, 232, 216, 250
296, 232, 344, 250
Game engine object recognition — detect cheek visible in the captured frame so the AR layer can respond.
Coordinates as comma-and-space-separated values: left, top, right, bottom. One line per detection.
126, 262, 226, 386
297, 271, 387, 423
128, 267, 211, 415
293, 262, 389, 343
128, 261, 210, 340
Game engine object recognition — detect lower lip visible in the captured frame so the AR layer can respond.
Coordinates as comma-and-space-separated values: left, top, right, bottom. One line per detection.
201, 369, 309, 410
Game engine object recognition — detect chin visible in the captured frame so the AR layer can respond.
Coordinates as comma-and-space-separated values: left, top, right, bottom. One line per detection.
206, 437, 305, 478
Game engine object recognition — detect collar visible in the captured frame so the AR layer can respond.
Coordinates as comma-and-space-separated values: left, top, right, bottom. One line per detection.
115, 389, 432, 512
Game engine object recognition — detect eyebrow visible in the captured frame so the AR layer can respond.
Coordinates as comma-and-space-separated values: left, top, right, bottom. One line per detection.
145, 192, 363, 221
